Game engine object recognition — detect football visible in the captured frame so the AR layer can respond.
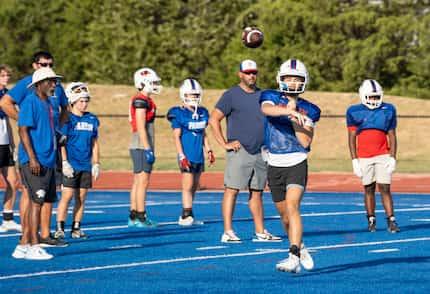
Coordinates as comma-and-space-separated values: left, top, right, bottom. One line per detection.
242, 26, 264, 48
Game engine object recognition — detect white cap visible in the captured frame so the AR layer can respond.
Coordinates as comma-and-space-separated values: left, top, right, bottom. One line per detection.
27, 67, 62, 88
239, 59, 257, 73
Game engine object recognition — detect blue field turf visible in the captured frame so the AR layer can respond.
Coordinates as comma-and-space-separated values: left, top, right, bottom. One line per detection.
1, 190, 430, 293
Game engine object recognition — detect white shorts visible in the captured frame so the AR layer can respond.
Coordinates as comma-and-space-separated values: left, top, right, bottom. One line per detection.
359, 154, 392, 186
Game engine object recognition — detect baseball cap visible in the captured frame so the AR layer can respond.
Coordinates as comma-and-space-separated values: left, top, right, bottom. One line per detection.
27, 67, 62, 88
239, 59, 257, 73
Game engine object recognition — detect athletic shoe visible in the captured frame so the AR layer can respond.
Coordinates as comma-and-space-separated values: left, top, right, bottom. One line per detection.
128, 217, 137, 227
71, 229, 88, 239
178, 215, 194, 226
12, 244, 29, 259
221, 230, 242, 243
135, 217, 158, 228
276, 253, 301, 273
1, 220, 22, 232
387, 218, 400, 233
368, 217, 376, 232
54, 229, 65, 239
253, 229, 282, 242
25, 245, 53, 260
39, 235, 69, 247
300, 243, 314, 270
0, 225, 6, 233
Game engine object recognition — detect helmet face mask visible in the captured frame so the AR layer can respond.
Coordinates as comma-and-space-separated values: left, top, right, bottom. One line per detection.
65, 82, 91, 105
277, 59, 308, 94
134, 68, 162, 95
359, 79, 383, 109
180, 79, 203, 108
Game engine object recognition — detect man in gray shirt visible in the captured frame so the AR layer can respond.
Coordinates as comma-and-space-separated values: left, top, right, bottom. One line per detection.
209, 60, 281, 243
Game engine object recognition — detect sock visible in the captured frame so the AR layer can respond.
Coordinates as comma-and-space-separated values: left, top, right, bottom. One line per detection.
3, 210, 14, 221
72, 221, 81, 231
181, 208, 193, 219
367, 215, 376, 223
57, 221, 65, 231
137, 211, 146, 222
290, 245, 300, 257
130, 209, 137, 220
387, 215, 395, 222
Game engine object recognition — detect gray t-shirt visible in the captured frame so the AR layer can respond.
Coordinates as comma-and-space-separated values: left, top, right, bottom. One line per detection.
215, 85, 264, 154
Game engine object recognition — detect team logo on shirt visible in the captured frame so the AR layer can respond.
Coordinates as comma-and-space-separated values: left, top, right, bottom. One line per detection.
187, 121, 206, 130
75, 122, 94, 131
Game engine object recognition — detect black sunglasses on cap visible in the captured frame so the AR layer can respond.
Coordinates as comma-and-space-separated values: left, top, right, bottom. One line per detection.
37, 62, 54, 68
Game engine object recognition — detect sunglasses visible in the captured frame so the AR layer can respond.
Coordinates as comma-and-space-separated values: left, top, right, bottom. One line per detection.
242, 71, 258, 75
71, 85, 89, 93
37, 62, 54, 68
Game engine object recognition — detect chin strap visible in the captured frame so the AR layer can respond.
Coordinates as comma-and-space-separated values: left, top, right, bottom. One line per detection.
192, 106, 199, 120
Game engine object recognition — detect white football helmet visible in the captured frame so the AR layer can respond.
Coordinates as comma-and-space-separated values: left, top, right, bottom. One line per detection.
180, 78, 203, 107
276, 59, 308, 94
133, 68, 162, 95
359, 79, 383, 109
65, 82, 91, 105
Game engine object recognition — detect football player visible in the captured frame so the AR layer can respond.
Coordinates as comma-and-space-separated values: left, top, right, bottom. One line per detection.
260, 59, 320, 273
346, 79, 399, 233
167, 78, 215, 226
128, 68, 161, 228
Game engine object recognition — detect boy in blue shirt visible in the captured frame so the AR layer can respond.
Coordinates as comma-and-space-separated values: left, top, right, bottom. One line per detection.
167, 79, 215, 226
54, 82, 100, 239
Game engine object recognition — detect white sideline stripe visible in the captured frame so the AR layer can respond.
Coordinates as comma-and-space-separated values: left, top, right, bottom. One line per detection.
369, 248, 400, 253
1, 237, 429, 281
2, 206, 430, 239
108, 245, 143, 249
196, 246, 228, 251
411, 218, 430, 222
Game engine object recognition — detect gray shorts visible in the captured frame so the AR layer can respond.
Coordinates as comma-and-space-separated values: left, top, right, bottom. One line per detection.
359, 154, 392, 186
63, 170, 92, 189
20, 163, 57, 205
224, 147, 267, 190
130, 149, 153, 174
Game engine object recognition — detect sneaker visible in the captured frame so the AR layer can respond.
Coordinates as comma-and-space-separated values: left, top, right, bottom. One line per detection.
0, 225, 6, 233
135, 217, 158, 228
71, 229, 88, 239
25, 245, 53, 260
387, 217, 400, 233
12, 244, 29, 259
368, 216, 376, 232
276, 253, 301, 273
253, 229, 282, 242
128, 217, 137, 227
54, 229, 65, 239
1, 220, 22, 232
300, 243, 314, 270
221, 230, 242, 243
39, 235, 69, 247
178, 215, 194, 226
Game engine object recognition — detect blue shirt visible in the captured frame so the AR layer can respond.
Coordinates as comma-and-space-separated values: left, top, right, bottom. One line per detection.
259, 90, 321, 154
18, 93, 56, 168
167, 106, 209, 163
346, 102, 397, 134
0, 88, 8, 118
215, 85, 264, 154
61, 112, 99, 171
7, 75, 67, 130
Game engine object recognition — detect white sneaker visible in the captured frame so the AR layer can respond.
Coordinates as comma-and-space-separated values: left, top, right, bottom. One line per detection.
253, 229, 282, 242
0, 225, 7, 233
12, 244, 30, 259
300, 243, 314, 270
25, 245, 54, 260
276, 253, 301, 273
178, 215, 194, 226
221, 230, 242, 243
1, 220, 22, 232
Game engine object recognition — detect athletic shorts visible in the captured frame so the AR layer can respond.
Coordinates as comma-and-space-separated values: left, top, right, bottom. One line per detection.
0, 145, 15, 167
359, 154, 392, 186
224, 147, 267, 190
63, 170, 92, 189
20, 163, 57, 205
267, 160, 308, 203
130, 149, 153, 174
178, 161, 204, 174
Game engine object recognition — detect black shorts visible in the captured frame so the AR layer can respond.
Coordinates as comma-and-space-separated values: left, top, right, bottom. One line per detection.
20, 163, 57, 204
0, 145, 15, 167
130, 149, 153, 174
178, 161, 204, 174
267, 160, 308, 203
62, 170, 92, 189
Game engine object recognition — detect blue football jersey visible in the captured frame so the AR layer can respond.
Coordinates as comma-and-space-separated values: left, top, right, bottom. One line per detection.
259, 90, 321, 154
346, 102, 397, 134
61, 112, 99, 171
166, 106, 209, 163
